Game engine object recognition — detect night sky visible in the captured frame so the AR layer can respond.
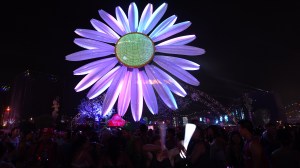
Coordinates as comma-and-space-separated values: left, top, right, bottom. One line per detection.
2, 0, 300, 111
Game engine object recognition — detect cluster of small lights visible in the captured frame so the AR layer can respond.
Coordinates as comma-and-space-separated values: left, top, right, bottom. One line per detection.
74, 94, 115, 124
283, 102, 300, 109
227, 104, 246, 116
283, 102, 300, 123
283, 102, 300, 113
24, 70, 30, 76
157, 84, 231, 117
143, 84, 237, 124
0, 85, 10, 92
21, 70, 58, 82
144, 112, 234, 126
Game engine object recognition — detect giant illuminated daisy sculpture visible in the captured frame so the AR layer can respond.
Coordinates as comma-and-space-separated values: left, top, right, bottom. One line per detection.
66, 2, 205, 121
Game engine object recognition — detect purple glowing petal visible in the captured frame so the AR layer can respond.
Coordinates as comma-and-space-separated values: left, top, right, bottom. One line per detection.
75, 29, 117, 44
156, 45, 205, 56
115, 6, 131, 33
74, 57, 117, 75
118, 70, 132, 116
140, 70, 158, 114
128, 2, 139, 32
98, 9, 126, 36
131, 69, 143, 121
90, 19, 120, 40
149, 15, 177, 39
74, 38, 115, 50
152, 21, 191, 42
102, 66, 127, 116
153, 65, 187, 97
75, 60, 118, 92
155, 55, 199, 70
145, 65, 177, 110
138, 3, 153, 33
65, 49, 114, 61
143, 3, 168, 34
87, 66, 120, 99
156, 35, 196, 46
153, 57, 200, 86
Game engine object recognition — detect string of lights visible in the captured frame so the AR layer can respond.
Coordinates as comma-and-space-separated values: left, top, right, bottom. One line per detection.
146, 84, 235, 122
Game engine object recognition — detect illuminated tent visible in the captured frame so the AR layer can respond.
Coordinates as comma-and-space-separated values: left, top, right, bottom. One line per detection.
107, 114, 126, 127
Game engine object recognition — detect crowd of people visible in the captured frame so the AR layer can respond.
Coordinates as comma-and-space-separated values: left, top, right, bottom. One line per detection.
0, 119, 300, 168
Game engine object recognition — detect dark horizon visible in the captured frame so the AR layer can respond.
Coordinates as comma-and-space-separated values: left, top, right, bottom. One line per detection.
2, 69, 283, 121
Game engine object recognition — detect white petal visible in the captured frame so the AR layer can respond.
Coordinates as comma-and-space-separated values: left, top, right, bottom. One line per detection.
149, 15, 177, 39
156, 45, 205, 56
152, 21, 191, 42
87, 66, 120, 99
154, 55, 199, 70
75, 60, 118, 92
65, 49, 114, 61
118, 70, 132, 116
128, 2, 139, 32
153, 65, 187, 97
90, 19, 120, 40
140, 70, 158, 114
73, 57, 117, 75
98, 9, 126, 36
145, 65, 177, 110
138, 3, 153, 33
153, 57, 200, 86
156, 35, 196, 46
74, 38, 115, 50
75, 29, 117, 44
102, 66, 127, 116
115, 6, 131, 33
131, 69, 143, 121
143, 3, 168, 34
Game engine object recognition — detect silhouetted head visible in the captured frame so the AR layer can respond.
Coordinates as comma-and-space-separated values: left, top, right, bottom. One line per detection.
238, 119, 254, 137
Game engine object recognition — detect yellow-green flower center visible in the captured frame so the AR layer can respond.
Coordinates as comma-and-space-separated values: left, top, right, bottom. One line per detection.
115, 33, 154, 68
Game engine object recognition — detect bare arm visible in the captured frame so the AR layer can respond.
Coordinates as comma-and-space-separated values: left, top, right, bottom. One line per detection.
250, 141, 263, 168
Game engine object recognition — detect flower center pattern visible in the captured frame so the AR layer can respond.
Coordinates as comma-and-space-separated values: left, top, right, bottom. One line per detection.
115, 33, 154, 68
